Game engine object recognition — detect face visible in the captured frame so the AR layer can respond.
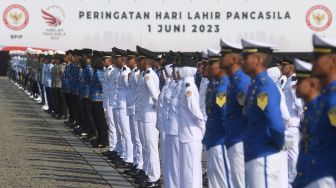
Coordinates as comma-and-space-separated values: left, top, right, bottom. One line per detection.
139, 58, 146, 71
202, 64, 209, 77
281, 64, 291, 76
127, 58, 136, 68
103, 58, 111, 67
209, 61, 221, 78
220, 53, 234, 69
197, 63, 204, 74
242, 54, 258, 75
312, 54, 334, 78
296, 79, 310, 98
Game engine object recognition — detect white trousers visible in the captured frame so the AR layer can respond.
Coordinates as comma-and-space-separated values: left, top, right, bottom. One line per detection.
180, 140, 203, 188
164, 134, 179, 188
277, 150, 289, 188
160, 131, 166, 180
117, 108, 133, 163
43, 86, 48, 106
227, 142, 245, 188
246, 152, 282, 188
113, 108, 123, 157
206, 144, 231, 188
306, 176, 336, 188
129, 115, 143, 169
287, 127, 300, 184
137, 120, 147, 172
143, 121, 161, 182
104, 105, 117, 151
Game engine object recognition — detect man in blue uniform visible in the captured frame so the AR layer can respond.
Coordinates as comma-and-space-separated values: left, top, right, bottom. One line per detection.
296, 34, 336, 188
292, 58, 321, 188
241, 39, 285, 188
220, 38, 250, 188
202, 48, 231, 188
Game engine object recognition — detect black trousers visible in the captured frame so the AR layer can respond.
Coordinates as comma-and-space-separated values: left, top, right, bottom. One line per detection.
82, 97, 97, 137
74, 96, 85, 129
64, 92, 73, 122
53, 88, 68, 116
45, 87, 54, 111
91, 101, 108, 145
69, 93, 79, 123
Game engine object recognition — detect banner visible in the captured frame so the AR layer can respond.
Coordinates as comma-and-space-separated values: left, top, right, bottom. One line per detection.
0, 0, 335, 52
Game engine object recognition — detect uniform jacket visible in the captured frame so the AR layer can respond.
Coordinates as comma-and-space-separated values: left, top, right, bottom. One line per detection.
243, 71, 285, 162
203, 76, 229, 150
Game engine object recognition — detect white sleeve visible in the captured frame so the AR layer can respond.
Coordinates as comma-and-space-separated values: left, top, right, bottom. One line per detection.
145, 74, 159, 102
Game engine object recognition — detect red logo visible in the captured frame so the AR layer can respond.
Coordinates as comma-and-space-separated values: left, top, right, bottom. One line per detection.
306, 5, 332, 31
41, 5, 65, 27
3, 4, 29, 30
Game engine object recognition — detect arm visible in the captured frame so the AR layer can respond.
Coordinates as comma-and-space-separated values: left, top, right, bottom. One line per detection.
144, 74, 159, 103
258, 86, 285, 149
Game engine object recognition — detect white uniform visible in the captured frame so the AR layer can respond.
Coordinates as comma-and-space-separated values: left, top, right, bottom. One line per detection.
199, 77, 209, 121
103, 65, 117, 152
178, 75, 205, 188
278, 75, 287, 90
284, 73, 303, 185
116, 65, 133, 163
164, 80, 182, 188
267, 67, 290, 188
109, 67, 123, 157
142, 68, 161, 182
127, 67, 143, 169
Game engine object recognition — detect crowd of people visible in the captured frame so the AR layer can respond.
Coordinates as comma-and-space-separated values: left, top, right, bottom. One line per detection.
6, 34, 336, 188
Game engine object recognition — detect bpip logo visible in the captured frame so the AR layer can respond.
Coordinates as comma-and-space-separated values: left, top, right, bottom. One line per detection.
41, 5, 65, 27
3, 4, 29, 31
306, 5, 332, 31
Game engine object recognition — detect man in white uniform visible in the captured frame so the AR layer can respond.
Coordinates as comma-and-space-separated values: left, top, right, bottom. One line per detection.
136, 46, 161, 188
102, 53, 118, 157
113, 47, 133, 168
124, 49, 143, 175
281, 57, 304, 187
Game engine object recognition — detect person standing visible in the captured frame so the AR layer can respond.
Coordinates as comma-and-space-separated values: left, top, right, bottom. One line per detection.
220, 39, 250, 188
295, 34, 336, 187
281, 57, 304, 186
136, 46, 161, 188
125, 49, 143, 175
178, 52, 205, 188
241, 39, 285, 188
203, 49, 231, 188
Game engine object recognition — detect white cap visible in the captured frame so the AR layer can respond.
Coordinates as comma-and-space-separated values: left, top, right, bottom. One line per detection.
313, 34, 336, 53
294, 58, 312, 78
220, 38, 242, 51
241, 39, 276, 53
207, 48, 220, 58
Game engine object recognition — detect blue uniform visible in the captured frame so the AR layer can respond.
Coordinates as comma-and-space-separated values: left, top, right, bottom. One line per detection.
224, 69, 250, 148
294, 80, 336, 187
62, 63, 71, 93
202, 76, 229, 150
293, 96, 320, 188
89, 69, 104, 101
81, 64, 94, 98
74, 66, 81, 96
243, 71, 285, 162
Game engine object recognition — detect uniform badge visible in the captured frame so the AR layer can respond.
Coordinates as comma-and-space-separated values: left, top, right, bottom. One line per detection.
145, 75, 150, 81
186, 90, 192, 97
257, 92, 268, 111
327, 107, 336, 127
236, 91, 246, 106
216, 93, 226, 108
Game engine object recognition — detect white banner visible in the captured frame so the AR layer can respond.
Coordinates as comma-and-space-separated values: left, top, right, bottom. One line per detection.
0, 0, 335, 52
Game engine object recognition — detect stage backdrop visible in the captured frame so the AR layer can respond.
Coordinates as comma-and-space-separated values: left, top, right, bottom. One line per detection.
0, 0, 335, 52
